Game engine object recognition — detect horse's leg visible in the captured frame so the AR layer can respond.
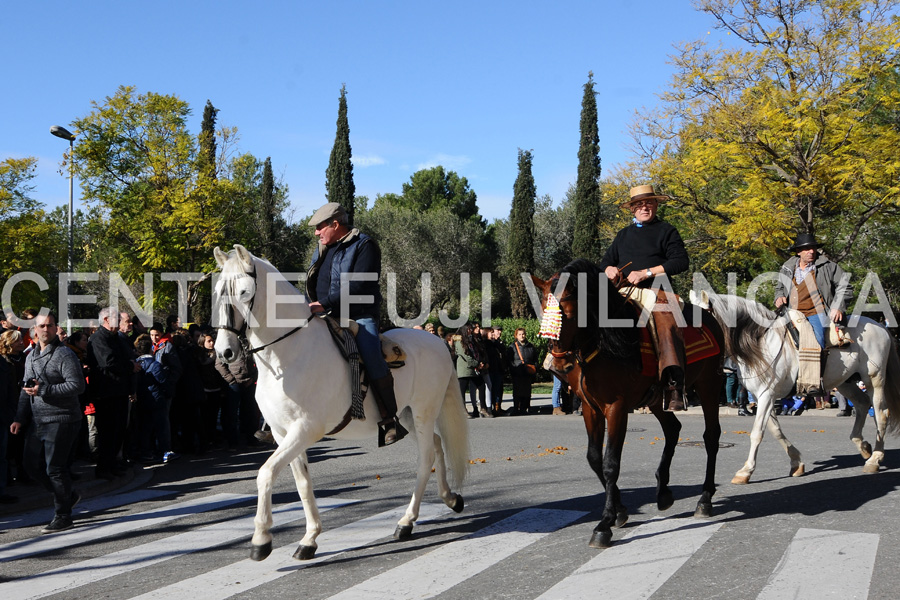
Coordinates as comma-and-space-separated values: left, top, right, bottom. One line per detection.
695, 377, 722, 518
648, 405, 681, 512
432, 432, 464, 513
395, 421, 437, 540
863, 382, 886, 474
732, 393, 804, 482
249, 423, 310, 561
580, 402, 623, 529
842, 383, 874, 460
288, 454, 322, 559
589, 404, 627, 549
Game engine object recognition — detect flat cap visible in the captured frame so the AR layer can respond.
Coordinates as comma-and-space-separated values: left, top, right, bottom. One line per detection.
308, 202, 347, 227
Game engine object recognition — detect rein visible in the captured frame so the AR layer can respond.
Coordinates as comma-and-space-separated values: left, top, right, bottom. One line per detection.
218, 262, 305, 355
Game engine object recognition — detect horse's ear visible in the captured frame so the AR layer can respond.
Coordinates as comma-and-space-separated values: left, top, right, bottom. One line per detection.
233, 244, 253, 269
689, 289, 710, 310
530, 274, 546, 291
213, 246, 228, 267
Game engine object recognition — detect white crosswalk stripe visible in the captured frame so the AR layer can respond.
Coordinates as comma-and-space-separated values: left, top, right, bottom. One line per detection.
0, 493, 255, 563
0, 498, 884, 600
757, 528, 879, 600
0, 498, 355, 600
537, 517, 723, 600
326, 508, 589, 600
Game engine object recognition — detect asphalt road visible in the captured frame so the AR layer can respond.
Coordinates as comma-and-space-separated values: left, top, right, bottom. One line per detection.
2, 406, 899, 599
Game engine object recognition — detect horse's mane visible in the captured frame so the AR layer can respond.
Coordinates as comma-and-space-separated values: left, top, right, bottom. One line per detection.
559, 258, 640, 362
705, 292, 777, 373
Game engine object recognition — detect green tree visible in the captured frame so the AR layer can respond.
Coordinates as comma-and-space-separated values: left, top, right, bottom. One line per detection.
376, 166, 484, 226
357, 203, 491, 323
632, 0, 900, 267
0, 157, 65, 313
507, 149, 536, 317
326, 84, 355, 226
198, 100, 219, 179
533, 189, 575, 278
572, 72, 604, 263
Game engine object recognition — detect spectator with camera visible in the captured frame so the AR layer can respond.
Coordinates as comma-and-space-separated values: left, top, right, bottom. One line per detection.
9, 312, 86, 533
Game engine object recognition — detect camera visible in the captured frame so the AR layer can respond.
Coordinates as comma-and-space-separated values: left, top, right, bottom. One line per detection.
24, 378, 37, 388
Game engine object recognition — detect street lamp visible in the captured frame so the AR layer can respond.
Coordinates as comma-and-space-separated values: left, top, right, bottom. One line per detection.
50, 125, 76, 276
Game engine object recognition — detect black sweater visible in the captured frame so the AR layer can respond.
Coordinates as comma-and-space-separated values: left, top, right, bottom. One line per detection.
598, 219, 689, 286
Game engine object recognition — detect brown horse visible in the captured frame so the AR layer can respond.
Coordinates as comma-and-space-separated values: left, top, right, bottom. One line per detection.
532, 259, 725, 548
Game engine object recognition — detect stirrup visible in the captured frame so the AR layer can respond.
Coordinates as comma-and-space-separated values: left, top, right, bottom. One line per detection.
378, 418, 409, 447
663, 387, 686, 412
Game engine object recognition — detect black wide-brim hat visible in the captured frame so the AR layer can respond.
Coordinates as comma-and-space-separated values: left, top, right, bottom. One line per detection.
789, 232, 824, 252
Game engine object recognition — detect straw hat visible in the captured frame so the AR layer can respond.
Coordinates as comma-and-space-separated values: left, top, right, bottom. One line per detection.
623, 184, 668, 209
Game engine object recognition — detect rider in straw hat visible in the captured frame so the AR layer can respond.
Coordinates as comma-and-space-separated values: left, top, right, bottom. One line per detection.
599, 184, 690, 411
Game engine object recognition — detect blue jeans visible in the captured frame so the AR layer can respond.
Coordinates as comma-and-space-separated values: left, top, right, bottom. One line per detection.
806, 313, 828, 349
24, 420, 82, 516
552, 378, 563, 408
224, 384, 259, 447
355, 317, 388, 380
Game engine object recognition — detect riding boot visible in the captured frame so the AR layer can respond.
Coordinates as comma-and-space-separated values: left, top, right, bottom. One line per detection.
653, 306, 687, 412
369, 374, 409, 447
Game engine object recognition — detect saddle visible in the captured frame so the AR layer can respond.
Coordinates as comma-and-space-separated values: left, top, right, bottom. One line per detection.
320, 315, 408, 368
784, 309, 851, 396
316, 315, 410, 436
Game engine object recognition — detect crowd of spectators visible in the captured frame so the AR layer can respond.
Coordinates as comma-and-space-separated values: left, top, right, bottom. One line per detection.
1, 307, 264, 513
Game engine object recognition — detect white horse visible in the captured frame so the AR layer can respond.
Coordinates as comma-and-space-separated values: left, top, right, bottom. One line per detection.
691, 290, 900, 483
213, 245, 469, 561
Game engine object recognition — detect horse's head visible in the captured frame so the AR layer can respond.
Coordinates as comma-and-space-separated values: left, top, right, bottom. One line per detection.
213, 244, 257, 363
531, 272, 581, 375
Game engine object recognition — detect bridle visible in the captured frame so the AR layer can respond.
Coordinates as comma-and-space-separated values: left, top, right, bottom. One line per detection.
217, 263, 305, 355
544, 276, 600, 369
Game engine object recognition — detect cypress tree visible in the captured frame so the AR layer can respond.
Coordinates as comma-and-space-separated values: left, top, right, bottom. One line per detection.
199, 100, 219, 179
571, 72, 603, 262
260, 157, 276, 252
325, 84, 355, 226
507, 149, 536, 318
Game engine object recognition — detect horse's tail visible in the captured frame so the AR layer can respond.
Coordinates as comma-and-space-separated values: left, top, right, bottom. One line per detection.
702, 290, 770, 373
437, 371, 470, 491
880, 337, 900, 436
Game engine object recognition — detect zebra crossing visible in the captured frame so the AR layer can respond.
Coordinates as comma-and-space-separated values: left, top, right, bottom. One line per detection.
0, 494, 881, 599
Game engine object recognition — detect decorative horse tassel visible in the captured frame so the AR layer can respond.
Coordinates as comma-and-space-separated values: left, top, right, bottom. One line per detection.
539, 293, 562, 340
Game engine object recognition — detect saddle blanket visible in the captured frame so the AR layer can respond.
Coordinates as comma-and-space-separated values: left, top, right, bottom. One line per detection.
639, 324, 720, 377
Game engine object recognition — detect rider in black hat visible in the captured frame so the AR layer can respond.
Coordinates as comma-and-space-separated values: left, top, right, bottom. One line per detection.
774, 232, 853, 395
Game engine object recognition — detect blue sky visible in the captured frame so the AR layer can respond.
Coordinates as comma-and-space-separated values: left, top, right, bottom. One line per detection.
2, 1, 723, 224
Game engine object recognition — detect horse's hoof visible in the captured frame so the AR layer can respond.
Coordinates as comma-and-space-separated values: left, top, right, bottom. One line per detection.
250, 541, 272, 561
450, 494, 464, 513
861, 442, 873, 460
292, 544, 317, 560
589, 530, 613, 549
615, 510, 628, 528
394, 524, 414, 540
862, 463, 879, 474
657, 490, 674, 511
731, 473, 751, 485
694, 502, 713, 518
790, 463, 805, 477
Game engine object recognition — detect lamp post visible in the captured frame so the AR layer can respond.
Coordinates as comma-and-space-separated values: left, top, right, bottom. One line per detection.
50, 125, 76, 275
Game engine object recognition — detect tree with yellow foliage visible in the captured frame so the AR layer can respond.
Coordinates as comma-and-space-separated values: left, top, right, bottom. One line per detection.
631, 0, 900, 272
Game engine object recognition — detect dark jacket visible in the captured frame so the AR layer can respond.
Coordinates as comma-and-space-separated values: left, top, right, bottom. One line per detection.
306, 229, 382, 320
774, 254, 853, 315
0, 356, 19, 427
15, 338, 85, 425
135, 354, 171, 405
215, 349, 257, 388
485, 338, 506, 375
153, 339, 183, 395
598, 219, 689, 286
508, 340, 538, 379
87, 326, 134, 399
